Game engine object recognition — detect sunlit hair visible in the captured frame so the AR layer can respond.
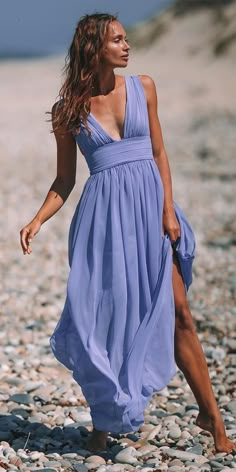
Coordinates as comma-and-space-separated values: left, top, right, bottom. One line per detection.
46, 12, 118, 136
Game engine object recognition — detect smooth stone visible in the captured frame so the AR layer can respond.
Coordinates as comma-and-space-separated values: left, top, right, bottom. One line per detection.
9, 456, 23, 467
16, 449, 29, 461
86, 464, 102, 470
195, 456, 210, 465
107, 466, 126, 471
151, 409, 168, 419
110, 445, 125, 455
10, 408, 30, 419
227, 339, 236, 350
181, 431, 192, 440
61, 452, 78, 459
145, 458, 160, 466
29, 451, 42, 461
45, 453, 62, 460
41, 461, 63, 468
58, 460, 73, 468
211, 348, 226, 362
114, 446, 141, 464
209, 460, 225, 468
189, 426, 202, 436
64, 417, 74, 426
169, 459, 185, 467
54, 415, 64, 426
8, 394, 34, 405
185, 404, 199, 411
168, 467, 183, 472
163, 449, 208, 463
184, 409, 198, 417
168, 428, 181, 440
33, 469, 58, 472
70, 466, 89, 472
136, 445, 158, 456
146, 424, 162, 440
226, 428, 236, 435
126, 434, 140, 442
25, 381, 44, 392
187, 444, 203, 455
85, 455, 106, 464
225, 401, 236, 414
176, 439, 187, 447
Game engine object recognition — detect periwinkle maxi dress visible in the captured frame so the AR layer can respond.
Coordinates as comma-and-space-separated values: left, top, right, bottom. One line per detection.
50, 75, 196, 434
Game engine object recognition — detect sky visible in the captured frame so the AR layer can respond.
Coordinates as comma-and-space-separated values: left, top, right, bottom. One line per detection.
0, 0, 174, 58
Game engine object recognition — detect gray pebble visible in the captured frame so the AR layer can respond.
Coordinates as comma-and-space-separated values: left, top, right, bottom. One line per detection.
187, 444, 204, 455
167, 467, 183, 472
226, 400, 236, 415
163, 448, 208, 463
168, 427, 181, 440
8, 394, 34, 405
209, 460, 226, 468
32, 469, 59, 472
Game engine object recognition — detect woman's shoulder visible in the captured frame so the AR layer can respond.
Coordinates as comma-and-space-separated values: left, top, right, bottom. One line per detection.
136, 74, 156, 89
51, 98, 64, 115
135, 74, 158, 103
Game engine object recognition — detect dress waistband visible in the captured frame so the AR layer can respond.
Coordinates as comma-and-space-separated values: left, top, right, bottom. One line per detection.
87, 136, 154, 175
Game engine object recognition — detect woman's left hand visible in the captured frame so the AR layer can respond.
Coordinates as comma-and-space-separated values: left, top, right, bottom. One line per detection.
163, 210, 181, 244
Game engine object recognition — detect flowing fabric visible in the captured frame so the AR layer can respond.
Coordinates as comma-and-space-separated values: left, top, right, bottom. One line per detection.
50, 75, 196, 433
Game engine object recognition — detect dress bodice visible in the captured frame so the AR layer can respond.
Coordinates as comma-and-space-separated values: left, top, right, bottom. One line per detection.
73, 75, 151, 163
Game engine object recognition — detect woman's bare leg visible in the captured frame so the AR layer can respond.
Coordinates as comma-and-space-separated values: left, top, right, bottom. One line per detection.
173, 252, 235, 453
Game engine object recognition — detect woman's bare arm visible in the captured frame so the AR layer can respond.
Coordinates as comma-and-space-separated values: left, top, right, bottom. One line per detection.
139, 74, 180, 243
20, 102, 77, 254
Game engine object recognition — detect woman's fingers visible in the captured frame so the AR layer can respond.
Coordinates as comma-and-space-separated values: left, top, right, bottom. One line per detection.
168, 228, 180, 244
20, 227, 34, 254
20, 220, 41, 255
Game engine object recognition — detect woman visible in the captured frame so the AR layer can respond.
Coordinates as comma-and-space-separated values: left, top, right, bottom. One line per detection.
20, 13, 235, 454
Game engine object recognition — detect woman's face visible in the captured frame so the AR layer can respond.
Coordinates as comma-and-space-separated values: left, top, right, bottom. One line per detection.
100, 20, 130, 68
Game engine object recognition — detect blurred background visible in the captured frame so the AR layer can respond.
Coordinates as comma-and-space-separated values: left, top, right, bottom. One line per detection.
0, 0, 236, 459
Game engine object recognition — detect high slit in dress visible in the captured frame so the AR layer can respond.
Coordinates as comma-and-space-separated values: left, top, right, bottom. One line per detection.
50, 75, 196, 434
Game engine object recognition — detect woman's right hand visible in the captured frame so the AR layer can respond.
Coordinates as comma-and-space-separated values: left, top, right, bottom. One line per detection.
20, 218, 41, 255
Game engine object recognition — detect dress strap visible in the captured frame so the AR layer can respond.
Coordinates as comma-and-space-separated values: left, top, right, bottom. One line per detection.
127, 75, 150, 135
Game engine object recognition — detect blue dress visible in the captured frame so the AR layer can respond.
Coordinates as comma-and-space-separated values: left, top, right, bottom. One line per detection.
50, 75, 195, 434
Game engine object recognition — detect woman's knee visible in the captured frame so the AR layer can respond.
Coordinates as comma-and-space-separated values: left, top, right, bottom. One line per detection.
175, 302, 196, 331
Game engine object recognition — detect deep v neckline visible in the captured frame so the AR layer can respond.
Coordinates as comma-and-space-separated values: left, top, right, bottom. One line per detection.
89, 75, 128, 143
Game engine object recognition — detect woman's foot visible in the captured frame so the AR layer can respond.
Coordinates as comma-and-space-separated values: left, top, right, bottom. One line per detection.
196, 410, 236, 453
85, 428, 109, 452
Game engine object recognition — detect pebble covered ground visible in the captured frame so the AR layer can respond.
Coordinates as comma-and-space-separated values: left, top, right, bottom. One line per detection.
1, 9, 236, 471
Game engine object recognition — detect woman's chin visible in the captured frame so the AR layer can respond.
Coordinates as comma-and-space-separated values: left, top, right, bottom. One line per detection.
117, 61, 129, 68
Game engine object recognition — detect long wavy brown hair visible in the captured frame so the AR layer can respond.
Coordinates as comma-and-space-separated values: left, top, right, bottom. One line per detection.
47, 12, 118, 136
